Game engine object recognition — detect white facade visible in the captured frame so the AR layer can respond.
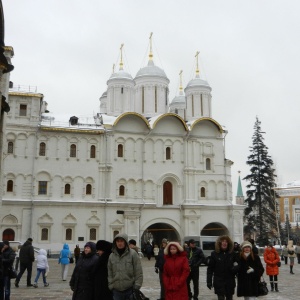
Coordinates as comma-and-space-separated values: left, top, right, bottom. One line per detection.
0, 48, 244, 252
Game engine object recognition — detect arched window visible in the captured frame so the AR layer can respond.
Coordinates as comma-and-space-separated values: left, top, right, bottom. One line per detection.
41, 228, 48, 241
70, 144, 77, 157
39, 142, 46, 156
163, 181, 173, 205
206, 158, 211, 170
201, 187, 206, 198
119, 185, 125, 196
118, 144, 123, 158
7, 180, 13, 192
166, 147, 171, 160
86, 184, 92, 195
64, 184, 71, 195
7, 141, 14, 154
89, 228, 96, 240
66, 228, 72, 240
90, 145, 96, 158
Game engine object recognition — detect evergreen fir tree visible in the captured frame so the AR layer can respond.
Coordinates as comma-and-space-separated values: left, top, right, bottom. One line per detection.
243, 117, 278, 246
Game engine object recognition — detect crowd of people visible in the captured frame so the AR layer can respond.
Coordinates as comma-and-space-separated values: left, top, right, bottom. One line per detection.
0, 236, 299, 300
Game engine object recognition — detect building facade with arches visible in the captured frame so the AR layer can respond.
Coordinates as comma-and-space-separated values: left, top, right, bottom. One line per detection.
0, 42, 244, 251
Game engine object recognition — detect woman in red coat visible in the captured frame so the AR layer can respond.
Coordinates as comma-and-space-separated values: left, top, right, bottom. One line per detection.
163, 242, 190, 300
263, 244, 280, 292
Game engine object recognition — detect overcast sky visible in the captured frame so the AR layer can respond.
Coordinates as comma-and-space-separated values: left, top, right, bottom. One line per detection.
3, 0, 300, 197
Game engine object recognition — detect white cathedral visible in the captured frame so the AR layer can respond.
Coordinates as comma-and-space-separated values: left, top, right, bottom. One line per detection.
0, 39, 244, 252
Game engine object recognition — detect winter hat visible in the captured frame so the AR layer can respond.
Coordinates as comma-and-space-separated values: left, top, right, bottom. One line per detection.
188, 239, 196, 245
162, 238, 168, 244
84, 241, 96, 252
27, 238, 33, 242
240, 241, 252, 250
96, 240, 112, 252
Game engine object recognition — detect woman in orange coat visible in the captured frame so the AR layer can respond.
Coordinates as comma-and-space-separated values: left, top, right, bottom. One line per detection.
263, 244, 280, 292
163, 242, 190, 300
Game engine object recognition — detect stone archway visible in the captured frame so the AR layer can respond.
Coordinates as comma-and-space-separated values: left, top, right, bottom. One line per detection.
141, 222, 179, 249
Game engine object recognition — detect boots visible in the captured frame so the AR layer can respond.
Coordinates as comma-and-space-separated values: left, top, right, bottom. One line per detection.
274, 282, 279, 292
290, 266, 294, 274
270, 282, 274, 292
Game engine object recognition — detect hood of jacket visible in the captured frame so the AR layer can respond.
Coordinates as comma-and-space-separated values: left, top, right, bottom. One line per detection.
63, 243, 69, 250
112, 233, 129, 251
215, 235, 234, 253
37, 249, 47, 257
164, 241, 184, 255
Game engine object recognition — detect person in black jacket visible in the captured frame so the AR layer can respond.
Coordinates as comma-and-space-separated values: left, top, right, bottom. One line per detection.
15, 238, 35, 288
186, 239, 205, 300
70, 242, 98, 300
206, 235, 239, 300
237, 241, 264, 298
1, 241, 16, 300
94, 240, 113, 300
0, 242, 5, 300
154, 238, 168, 300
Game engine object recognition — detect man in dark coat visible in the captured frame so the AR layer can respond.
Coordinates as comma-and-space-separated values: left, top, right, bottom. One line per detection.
1, 241, 16, 299
155, 238, 168, 300
206, 235, 239, 300
186, 239, 205, 300
15, 238, 35, 287
94, 240, 113, 300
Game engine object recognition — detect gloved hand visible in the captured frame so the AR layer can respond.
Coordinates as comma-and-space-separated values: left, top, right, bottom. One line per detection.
247, 267, 254, 274
155, 267, 159, 274
233, 262, 238, 267
207, 283, 212, 290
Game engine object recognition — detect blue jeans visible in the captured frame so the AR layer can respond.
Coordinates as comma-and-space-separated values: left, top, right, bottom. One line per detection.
112, 287, 133, 300
1, 276, 11, 300
34, 268, 47, 284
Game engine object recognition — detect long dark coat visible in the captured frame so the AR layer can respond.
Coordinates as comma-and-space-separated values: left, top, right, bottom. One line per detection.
237, 253, 264, 297
207, 236, 239, 296
70, 251, 98, 300
94, 251, 113, 300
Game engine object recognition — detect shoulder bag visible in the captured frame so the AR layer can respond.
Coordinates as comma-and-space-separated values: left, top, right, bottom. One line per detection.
258, 276, 268, 296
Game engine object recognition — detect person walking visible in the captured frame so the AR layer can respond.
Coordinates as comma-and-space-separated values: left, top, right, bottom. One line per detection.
155, 238, 168, 300
108, 233, 143, 300
186, 239, 205, 300
33, 249, 49, 288
58, 243, 72, 281
15, 238, 35, 288
1, 241, 16, 300
94, 240, 113, 300
236, 241, 264, 300
287, 240, 296, 274
295, 242, 300, 264
70, 242, 98, 300
282, 244, 288, 264
14, 245, 21, 272
263, 243, 280, 292
163, 241, 190, 300
206, 235, 239, 300
128, 240, 139, 253
74, 245, 81, 265
145, 242, 153, 261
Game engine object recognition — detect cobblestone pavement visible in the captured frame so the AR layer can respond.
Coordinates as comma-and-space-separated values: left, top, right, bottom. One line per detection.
9, 257, 299, 300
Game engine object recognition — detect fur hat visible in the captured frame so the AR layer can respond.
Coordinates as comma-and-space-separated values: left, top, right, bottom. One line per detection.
96, 240, 112, 252
161, 238, 168, 244
84, 241, 96, 252
27, 238, 33, 242
128, 239, 137, 246
164, 241, 184, 255
240, 241, 252, 250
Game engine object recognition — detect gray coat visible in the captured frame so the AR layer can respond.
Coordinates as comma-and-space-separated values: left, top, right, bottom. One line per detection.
108, 233, 143, 292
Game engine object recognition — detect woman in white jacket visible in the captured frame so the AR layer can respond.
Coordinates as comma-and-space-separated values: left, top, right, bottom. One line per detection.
33, 249, 49, 288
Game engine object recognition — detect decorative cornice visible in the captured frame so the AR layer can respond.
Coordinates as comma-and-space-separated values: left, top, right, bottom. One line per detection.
9, 92, 43, 98
40, 127, 104, 134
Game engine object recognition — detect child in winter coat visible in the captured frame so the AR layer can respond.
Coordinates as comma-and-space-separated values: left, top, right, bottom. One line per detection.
33, 249, 49, 288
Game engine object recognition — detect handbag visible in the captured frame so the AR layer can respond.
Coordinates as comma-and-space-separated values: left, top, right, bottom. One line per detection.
8, 267, 18, 279
258, 276, 268, 296
69, 257, 74, 264
277, 261, 281, 267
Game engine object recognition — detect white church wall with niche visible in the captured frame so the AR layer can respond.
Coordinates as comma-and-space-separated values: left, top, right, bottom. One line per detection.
37, 213, 53, 244
86, 213, 101, 242
183, 209, 201, 237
